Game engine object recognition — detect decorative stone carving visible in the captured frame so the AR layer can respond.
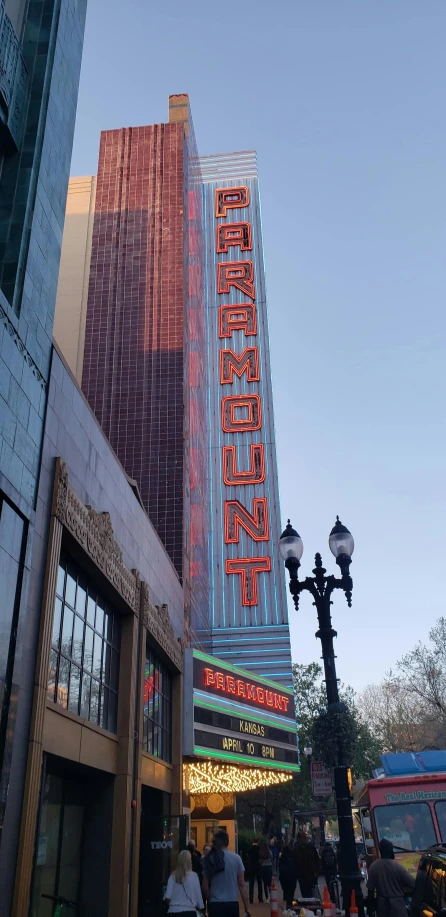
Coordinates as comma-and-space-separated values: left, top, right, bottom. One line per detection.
142, 582, 183, 672
52, 458, 139, 614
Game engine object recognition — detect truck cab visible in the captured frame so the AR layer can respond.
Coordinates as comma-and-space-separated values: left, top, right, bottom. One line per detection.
357, 751, 446, 877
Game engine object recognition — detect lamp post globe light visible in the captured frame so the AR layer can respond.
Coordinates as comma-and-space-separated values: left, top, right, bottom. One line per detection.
279, 517, 362, 916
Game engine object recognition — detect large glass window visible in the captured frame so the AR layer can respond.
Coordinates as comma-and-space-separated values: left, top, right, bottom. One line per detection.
436, 801, 446, 842
48, 556, 121, 733
374, 802, 437, 851
143, 648, 172, 763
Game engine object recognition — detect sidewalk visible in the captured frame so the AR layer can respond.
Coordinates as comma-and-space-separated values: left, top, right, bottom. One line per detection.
243, 877, 288, 917
243, 877, 326, 917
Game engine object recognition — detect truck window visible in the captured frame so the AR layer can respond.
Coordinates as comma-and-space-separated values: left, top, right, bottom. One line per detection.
435, 802, 446, 842
374, 803, 436, 851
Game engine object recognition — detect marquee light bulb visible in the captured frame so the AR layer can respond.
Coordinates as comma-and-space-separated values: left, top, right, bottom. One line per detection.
184, 761, 293, 795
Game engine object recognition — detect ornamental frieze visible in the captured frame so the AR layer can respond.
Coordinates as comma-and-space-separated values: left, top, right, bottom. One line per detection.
142, 582, 183, 672
52, 458, 140, 614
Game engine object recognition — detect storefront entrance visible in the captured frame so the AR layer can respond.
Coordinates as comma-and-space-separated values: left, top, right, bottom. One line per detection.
138, 786, 186, 917
30, 756, 114, 917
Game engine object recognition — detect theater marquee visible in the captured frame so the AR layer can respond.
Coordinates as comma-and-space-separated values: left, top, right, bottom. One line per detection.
183, 649, 299, 772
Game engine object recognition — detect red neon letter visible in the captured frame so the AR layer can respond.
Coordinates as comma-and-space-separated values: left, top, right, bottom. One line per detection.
215, 672, 224, 690
225, 556, 272, 606
220, 347, 259, 385
236, 680, 246, 697
221, 395, 262, 432
219, 304, 257, 338
215, 186, 250, 218
218, 261, 255, 300
224, 498, 269, 544
203, 668, 215, 686
225, 675, 236, 694
223, 445, 265, 486
216, 222, 252, 253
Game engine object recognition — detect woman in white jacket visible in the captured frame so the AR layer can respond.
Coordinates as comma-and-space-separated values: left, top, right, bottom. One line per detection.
164, 849, 204, 916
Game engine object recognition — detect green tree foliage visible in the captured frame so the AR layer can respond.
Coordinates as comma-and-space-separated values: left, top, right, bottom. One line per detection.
236, 663, 382, 835
295, 663, 382, 777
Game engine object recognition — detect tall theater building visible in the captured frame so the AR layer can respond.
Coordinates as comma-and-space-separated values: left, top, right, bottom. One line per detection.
54, 95, 293, 686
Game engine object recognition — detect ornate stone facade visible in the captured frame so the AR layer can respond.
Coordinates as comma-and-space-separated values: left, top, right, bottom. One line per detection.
142, 582, 183, 672
52, 457, 140, 614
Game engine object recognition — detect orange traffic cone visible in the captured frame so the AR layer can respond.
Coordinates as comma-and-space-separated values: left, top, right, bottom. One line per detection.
323, 885, 332, 917
350, 891, 358, 915
270, 876, 279, 917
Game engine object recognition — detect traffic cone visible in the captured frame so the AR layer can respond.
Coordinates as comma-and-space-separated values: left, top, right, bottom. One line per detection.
323, 885, 331, 917
270, 876, 279, 917
350, 891, 358, 915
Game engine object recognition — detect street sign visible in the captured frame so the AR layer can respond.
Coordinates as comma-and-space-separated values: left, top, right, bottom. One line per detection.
311, 761, 333, 796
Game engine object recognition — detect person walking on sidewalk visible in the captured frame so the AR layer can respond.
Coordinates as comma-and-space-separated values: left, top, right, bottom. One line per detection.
279, 845, 298, 909
259, 840, 274, 901
164, 850, 204, 916
294, 833, 320, 898
270, 836, 280, 874
367, 839, 415, 917
247, 837, 263, 904
187, 842, 203, 882
320, 842, 338, 902
202, 829, 251, 917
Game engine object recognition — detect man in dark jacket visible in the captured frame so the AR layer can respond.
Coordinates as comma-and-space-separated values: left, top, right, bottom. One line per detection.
367, 839, 414, 917
187, 841, 203, 881
320, 842, 337, 902
294, 833, 320, 898
247, 838, 263, 904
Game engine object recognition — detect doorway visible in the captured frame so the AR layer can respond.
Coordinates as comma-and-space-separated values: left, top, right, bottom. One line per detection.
138, 786, 186, 917
30, 756, 113, 917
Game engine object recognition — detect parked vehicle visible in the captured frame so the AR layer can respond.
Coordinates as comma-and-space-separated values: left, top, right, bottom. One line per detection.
356, 751, 446, 878
410, 845, 446, 917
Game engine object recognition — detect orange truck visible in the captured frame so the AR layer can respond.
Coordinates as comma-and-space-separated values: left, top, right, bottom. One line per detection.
356, 751, 446, 877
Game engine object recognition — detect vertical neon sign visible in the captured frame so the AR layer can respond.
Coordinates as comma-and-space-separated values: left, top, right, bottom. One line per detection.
214, 186, 272, 607
201, 152, 292, 686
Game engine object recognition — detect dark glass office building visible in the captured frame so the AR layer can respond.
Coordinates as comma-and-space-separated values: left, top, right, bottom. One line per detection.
0, 1, 87, 913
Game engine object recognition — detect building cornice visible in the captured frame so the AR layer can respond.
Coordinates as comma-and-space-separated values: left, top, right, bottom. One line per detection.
142, 582, 183, 672
52, 457, 140, 614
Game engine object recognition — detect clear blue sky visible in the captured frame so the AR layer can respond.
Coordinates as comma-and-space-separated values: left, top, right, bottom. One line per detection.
70, 0, 446, 693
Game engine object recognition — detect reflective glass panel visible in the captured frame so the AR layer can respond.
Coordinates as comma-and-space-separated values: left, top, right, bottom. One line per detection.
48, 555, 121, 733
374, 803, 437, 851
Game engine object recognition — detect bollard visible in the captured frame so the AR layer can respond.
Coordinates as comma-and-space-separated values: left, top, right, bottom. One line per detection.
270, 876, 279, 917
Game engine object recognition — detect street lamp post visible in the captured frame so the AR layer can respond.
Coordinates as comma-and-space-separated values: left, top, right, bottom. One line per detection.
302, 746, 326, 846
279, 517, 362, 916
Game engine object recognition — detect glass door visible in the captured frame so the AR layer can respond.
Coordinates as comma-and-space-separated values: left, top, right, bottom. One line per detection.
31, 767, 84, 916
139, 814, 187, 917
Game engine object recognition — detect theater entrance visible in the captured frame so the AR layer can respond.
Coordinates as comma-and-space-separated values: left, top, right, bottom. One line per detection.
138, 786, 187, 917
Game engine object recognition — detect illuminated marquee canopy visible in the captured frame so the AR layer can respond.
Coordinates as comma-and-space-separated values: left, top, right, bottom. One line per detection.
184, 760, 293, 795
183, 649, 299, 774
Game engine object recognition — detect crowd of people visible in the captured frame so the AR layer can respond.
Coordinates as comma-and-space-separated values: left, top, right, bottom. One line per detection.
163, 830, 339, 917
164, 831, 416, 917
246, 833, 337, 907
